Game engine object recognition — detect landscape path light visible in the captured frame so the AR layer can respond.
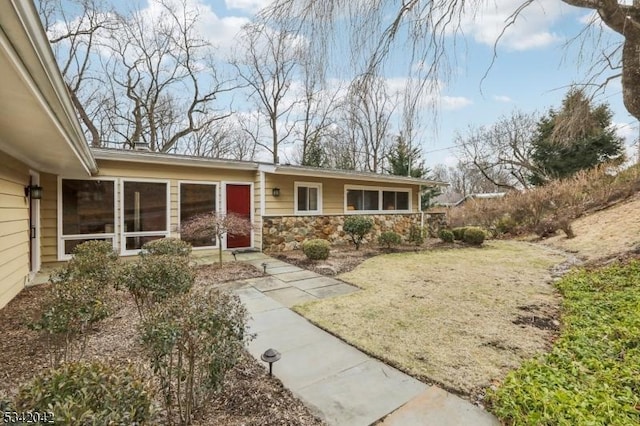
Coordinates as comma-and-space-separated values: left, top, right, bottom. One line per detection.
261, 348, 281, 376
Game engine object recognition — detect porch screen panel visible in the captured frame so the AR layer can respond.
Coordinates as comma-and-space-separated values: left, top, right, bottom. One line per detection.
180, 183, 216, 247
123, 181, 168, 250
61, 179, 115, 255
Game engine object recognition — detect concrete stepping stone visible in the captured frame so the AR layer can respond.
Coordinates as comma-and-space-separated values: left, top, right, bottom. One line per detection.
305, 283, 359, 299
274, 270, 319, 282
263, 286, 318, 307
290, 276, 343, 291
244, 276, 290, 292
378, 386, 500, 426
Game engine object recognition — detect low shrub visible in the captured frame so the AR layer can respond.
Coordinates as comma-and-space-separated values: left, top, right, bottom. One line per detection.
408, 225, 426, 246
451, 227, 467, 241
343, 216, 374, 250
14, 362, 156, 425
378, 231, 402, 249
438, 229, 454, 243
487, 261, 640, 425
118, 254, 195, 318
31, 276, 113, 366
141, 290, 248, 425
462, 227, 485, 246
141, 238, 192, 257
302, 239, 330, 260
51, 240, 118, 288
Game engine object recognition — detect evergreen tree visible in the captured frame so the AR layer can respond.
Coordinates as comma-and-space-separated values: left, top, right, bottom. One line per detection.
386, 134, 440, 208
302, 137, 327, 167
387, 133, 428, 178
529, 89, 625, 185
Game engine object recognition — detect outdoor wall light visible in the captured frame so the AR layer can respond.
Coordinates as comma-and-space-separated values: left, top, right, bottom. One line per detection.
261, 348, 281, 376
272, 187, 280, 197
24, 184, 43, 200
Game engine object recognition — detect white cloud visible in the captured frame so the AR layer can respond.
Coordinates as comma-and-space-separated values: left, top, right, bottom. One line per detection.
458, 0, 570, 51
493, 95, 512, 103
224, 0, 273, 14
614, 122, 637, 142
441, 96, 473, 110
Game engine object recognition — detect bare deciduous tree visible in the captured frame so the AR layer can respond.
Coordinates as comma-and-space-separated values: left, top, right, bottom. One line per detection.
344, 75, 397, 172
232, 22, 300, 163
40, 0, 233, 151
263, 0, 640, 124
456, 110, 541, 190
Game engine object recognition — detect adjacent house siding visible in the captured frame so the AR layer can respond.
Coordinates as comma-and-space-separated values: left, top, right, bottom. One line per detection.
0, 151, 30, 309
264, 173, 422, 216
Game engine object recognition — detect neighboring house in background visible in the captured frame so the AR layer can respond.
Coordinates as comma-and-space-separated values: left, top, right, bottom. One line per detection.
0, 1, 446, 309
432, 192, 506, 208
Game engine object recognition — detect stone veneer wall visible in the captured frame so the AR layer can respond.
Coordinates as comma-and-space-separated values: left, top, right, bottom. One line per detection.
262, 213, 447, 251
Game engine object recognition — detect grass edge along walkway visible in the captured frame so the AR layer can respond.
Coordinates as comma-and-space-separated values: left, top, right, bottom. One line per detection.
487, 260, 640, 425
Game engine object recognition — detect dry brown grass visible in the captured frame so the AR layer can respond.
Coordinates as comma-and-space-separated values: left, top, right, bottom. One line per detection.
294, 241, 567, 397
448, 163, 640, 237
544, 193, 640, 261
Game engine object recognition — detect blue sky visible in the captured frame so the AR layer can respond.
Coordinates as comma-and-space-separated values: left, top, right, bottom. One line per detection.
77, 0, 640, 166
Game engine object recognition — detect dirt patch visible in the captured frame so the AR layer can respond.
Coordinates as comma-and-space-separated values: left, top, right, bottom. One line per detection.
513, 303, 561, 332
293, 240, 567, 399
0, 263, 323, 426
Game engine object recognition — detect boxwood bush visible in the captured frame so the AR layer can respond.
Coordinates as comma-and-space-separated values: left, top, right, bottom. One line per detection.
437, 229, 454, 243
378, 231, 402, 249
462, 227, 485, 246
302, 239, 330, 260
451, 227, 468, 241
14, 362, 155, 425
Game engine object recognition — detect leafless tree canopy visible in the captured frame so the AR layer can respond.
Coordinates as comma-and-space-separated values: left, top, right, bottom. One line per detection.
40, 0, 233, 152
263, 0, 640, 122
456, 111, 541, 190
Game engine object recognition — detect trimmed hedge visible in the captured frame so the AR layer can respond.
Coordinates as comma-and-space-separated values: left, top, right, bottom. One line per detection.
302, 239, 330, 260
462, 227, 485, 246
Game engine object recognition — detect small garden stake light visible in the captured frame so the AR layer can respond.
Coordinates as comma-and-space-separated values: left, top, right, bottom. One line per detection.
261, 348, 281, 376
261, 262, 267, 274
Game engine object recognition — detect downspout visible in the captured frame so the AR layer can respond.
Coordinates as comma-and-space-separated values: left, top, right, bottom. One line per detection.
419, 185, 424, 228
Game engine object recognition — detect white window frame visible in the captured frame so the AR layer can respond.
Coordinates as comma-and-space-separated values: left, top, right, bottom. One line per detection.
294, 181, 323, 215
57, 177, 118, 261
344, 184, 412, 214
120, 178, 170, 255
178, 181, 219, 249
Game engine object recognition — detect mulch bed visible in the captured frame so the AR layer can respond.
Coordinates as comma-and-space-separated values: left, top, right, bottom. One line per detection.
0, 262, 324, 426
269, 240, 443, 276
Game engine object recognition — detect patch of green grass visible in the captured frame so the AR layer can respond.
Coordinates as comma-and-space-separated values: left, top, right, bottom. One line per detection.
487, 261, 640, 425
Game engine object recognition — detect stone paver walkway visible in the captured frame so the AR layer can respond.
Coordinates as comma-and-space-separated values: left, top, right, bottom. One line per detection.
232, 251, 500, 426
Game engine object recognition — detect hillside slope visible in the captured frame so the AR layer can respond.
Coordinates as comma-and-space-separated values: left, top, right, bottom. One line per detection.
544, 193, 640, 261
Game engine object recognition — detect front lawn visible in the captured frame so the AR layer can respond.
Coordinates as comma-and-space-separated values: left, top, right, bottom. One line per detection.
487, 260, 640, 425
294, 240, 567, 397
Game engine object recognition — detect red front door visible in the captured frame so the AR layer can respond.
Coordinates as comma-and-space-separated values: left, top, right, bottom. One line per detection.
226, 184, 251, 248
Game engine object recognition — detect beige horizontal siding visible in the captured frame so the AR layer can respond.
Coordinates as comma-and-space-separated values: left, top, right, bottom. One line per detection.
40, 173, 57, 264
264, 173, 422, 216
0, 151, 29, 309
